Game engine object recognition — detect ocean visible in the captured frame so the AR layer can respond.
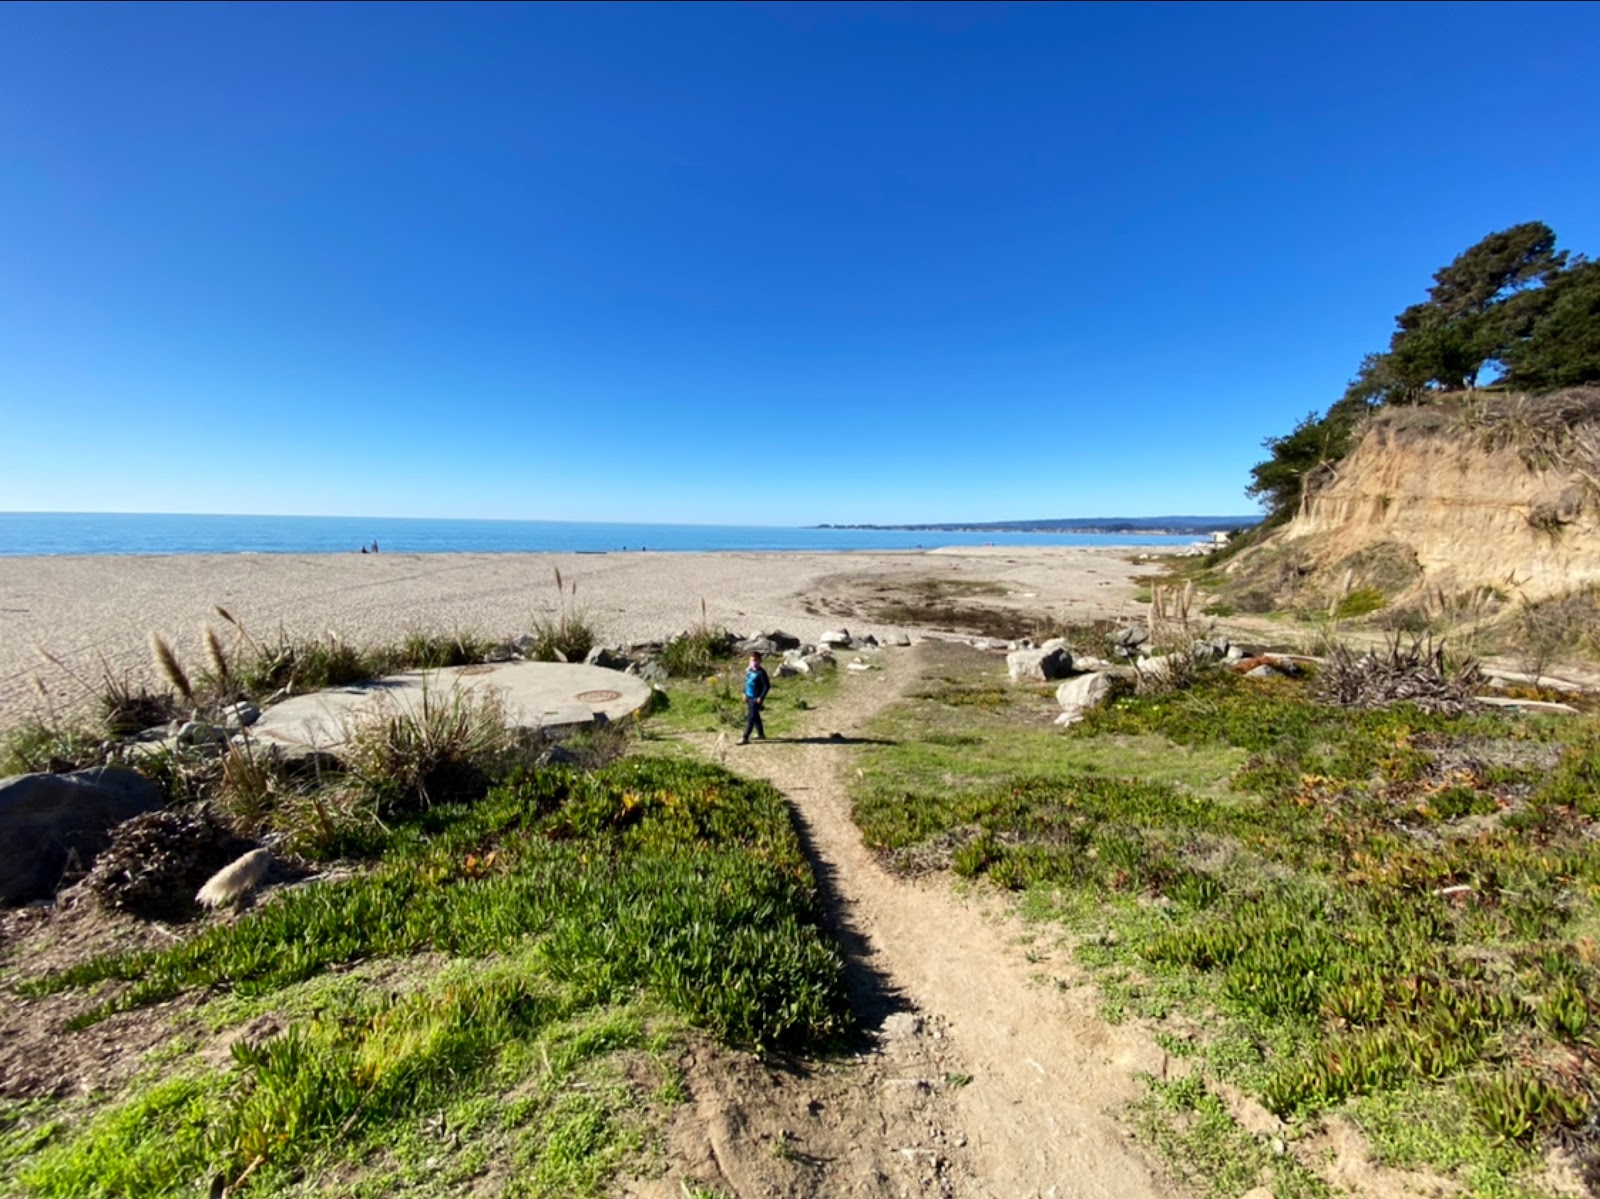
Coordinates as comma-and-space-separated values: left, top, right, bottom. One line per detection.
0, 513, 1207, 557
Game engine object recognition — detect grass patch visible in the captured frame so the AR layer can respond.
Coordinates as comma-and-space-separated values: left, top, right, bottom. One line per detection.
853, 644, 1600, 1193
7, 754, 847, 1195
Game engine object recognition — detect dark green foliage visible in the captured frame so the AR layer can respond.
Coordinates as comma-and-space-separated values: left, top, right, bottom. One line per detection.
1501, 259, 1600, 390
1246, 397, 1368, 524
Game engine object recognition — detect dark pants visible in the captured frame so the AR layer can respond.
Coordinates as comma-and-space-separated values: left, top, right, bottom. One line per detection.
742, 697, 765, 742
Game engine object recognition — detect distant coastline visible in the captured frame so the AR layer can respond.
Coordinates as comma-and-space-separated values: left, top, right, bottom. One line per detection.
815, 515, 1256, 536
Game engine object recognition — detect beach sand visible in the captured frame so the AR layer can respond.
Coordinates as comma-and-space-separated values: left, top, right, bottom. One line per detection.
0, 546, 1171, 728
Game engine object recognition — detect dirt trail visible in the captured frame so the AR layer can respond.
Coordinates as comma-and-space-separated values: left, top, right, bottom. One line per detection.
662, 646, 1174, 1199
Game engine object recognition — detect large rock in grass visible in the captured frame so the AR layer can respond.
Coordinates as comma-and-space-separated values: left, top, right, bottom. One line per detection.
1055, 672, 1116, 726
818, 629, 852, 648
0, 767, 164, 905
1007, 646, 1073, 682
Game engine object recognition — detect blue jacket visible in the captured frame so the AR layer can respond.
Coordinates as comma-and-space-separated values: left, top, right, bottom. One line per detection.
745, 665, 771, 701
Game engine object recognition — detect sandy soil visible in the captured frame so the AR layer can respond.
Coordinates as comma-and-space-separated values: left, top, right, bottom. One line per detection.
0, 546, 1167, 729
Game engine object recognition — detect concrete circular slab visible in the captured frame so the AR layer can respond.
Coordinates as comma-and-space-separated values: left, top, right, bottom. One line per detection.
250, 661, 652, 754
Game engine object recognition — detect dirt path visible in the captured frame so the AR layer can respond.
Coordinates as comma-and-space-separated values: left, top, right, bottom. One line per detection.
660, 647, 1174, 1199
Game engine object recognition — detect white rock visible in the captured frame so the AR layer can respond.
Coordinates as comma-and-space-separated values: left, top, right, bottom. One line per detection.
818, 629, 852, 648
1055, 672, 1114, 726
1007, 646, 1072, 682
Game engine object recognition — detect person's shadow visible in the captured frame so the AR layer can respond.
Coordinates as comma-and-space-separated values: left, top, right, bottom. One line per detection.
757, 734, 898, 746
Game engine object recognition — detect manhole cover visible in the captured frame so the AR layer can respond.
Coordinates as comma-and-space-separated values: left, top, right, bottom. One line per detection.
459, 665, 495, 676
575, 689, 622, 703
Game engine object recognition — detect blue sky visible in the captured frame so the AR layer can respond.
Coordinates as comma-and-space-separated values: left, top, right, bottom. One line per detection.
2, 1, 1597, 525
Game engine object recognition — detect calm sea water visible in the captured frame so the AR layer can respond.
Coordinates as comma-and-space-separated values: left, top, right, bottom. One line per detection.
0, 512, 1203, 557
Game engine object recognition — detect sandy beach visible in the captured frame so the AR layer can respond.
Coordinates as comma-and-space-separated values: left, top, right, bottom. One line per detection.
0, 546, 1169, 728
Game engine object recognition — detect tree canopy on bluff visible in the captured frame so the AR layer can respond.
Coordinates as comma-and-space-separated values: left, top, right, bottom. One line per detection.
1248, 222, 1600, 524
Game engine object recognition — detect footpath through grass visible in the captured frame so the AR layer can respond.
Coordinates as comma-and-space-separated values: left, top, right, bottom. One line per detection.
2, 756, 847, 1199
854, 642, 1600, 1199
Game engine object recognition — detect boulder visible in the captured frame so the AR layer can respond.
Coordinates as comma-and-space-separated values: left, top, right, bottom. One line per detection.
818, 629, 852, 648
858, 633, 879, 648
176, 720, 227, 749
583, 645, 627, 671
1115, 626, 1150, 650
890, 631, 912, 647
221, 701, 260, 730
1073, 654, 1116, 672
735, 637, 779, 656
0, 767, 164, 905
1055, 672, 1115, 726
764, 630, 802, 651
638, 658, 670, 683
1007, 646, 1073, 682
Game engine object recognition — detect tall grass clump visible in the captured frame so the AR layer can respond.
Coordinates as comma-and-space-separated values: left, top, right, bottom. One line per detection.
525, 567, 597, 662
341, 683, 520, 813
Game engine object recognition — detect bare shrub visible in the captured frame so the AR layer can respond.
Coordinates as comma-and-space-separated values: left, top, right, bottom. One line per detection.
1317, 634, 1482, 713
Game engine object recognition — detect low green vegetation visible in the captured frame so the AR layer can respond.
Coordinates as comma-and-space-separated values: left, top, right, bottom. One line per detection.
3, 747, 846, 1197
854, 644, 1600, 1195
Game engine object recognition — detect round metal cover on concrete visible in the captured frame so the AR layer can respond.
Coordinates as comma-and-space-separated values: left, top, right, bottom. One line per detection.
250, 661, 652, 755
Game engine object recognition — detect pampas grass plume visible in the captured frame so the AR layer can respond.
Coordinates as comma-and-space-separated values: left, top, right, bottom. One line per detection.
148, 632, 195, 704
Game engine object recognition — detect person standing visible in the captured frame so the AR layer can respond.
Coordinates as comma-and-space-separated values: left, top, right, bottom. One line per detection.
741, 651, 770, 744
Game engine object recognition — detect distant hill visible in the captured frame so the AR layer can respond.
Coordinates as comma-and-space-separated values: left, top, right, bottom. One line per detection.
815, 515, 1258, 535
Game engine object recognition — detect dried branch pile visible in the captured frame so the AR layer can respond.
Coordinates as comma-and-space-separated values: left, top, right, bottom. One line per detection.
1317, 635, 1483, 714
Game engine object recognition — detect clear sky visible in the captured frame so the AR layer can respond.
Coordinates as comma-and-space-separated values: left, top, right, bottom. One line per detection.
2, 1, 1597, 525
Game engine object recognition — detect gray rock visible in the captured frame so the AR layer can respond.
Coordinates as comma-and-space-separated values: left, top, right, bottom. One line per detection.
1115, 625, 1150, 649
890, 631, 912, 647
764, 630, 802, 651
484, 643, 516, 663
858, 633, 879, 648
512, 634, 538, 656
818, 629, 852, 648
0, 767, 164, 905
1006, 646, 1073, 682
1244, 664, 1279, 679
583, 645, 627, 670
736, 637, 779, 656
1137, 655, 1175, 680
1073, 654, 1116, 672
638, 658, 670, 683
776, 663, 802, 678
1055, 672, 1115, 726
176, 720, 227, 748
221, 701, 260, 730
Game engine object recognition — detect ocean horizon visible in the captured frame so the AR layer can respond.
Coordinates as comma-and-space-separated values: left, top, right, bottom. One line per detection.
0, 512, 1212, 557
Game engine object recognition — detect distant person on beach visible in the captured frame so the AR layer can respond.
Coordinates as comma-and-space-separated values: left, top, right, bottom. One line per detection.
740, 651, 770, 744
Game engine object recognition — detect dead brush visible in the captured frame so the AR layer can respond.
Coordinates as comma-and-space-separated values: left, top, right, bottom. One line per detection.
34, 645, 177, 735
1317, 633, 1483, 713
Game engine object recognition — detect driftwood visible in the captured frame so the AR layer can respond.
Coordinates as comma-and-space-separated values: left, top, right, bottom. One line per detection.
1316, 634, 1483, 714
